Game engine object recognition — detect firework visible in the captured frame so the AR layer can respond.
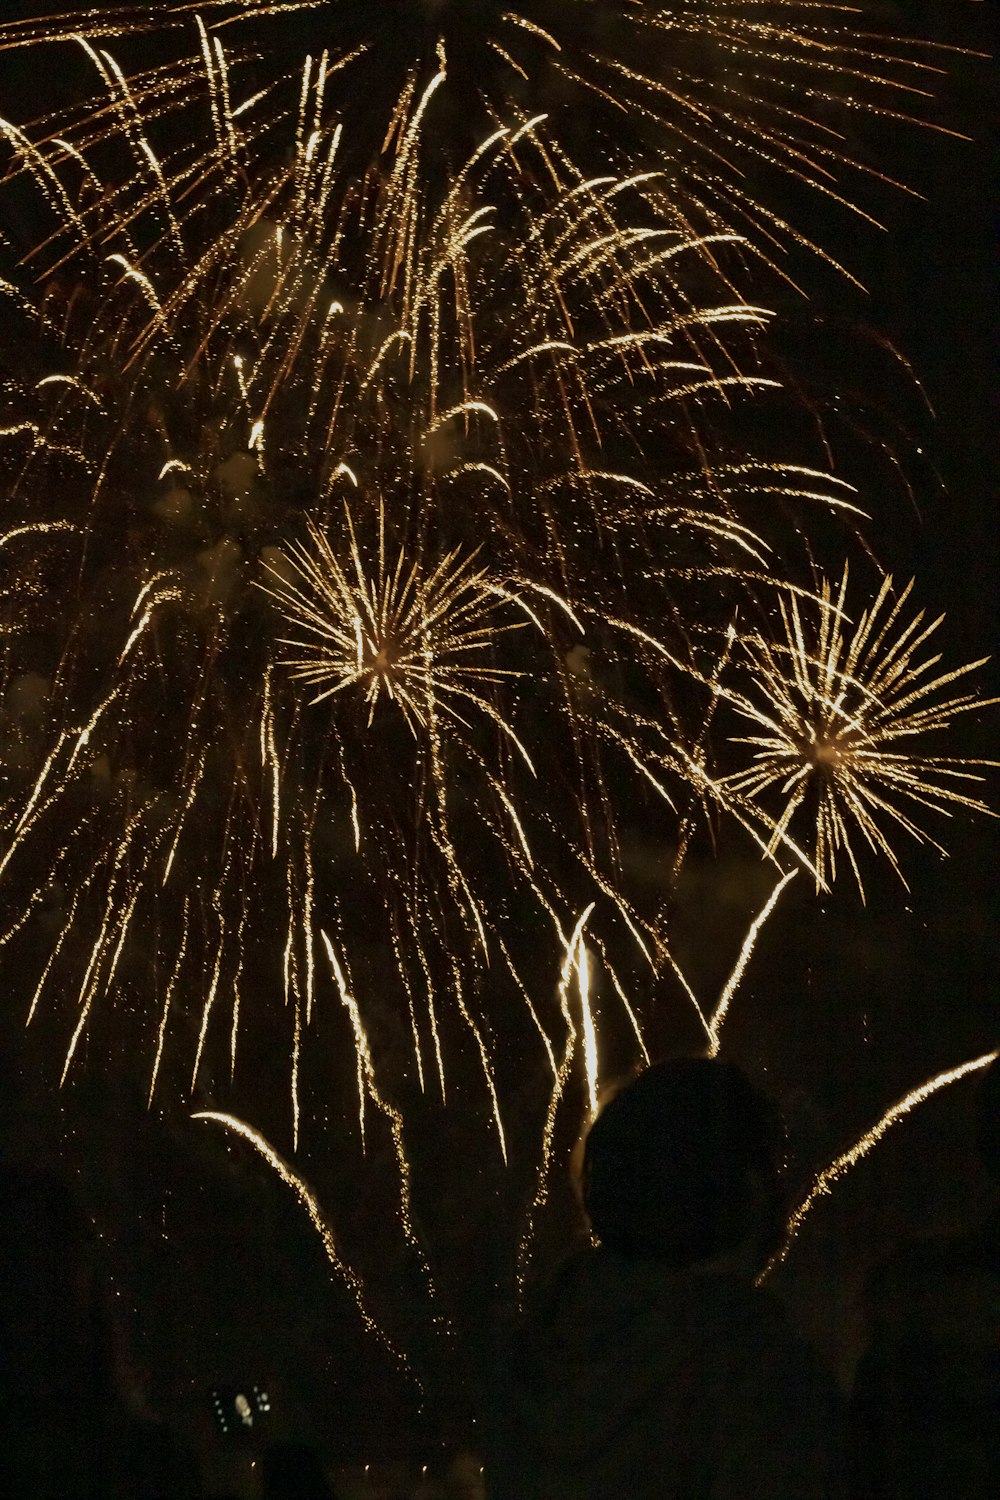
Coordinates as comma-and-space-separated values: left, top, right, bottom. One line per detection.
0, 26, 816, 1135
720, 570, 999, 896
262, 508, 527, 734
0, 4, 994, 1367
0, 4, 992, 1132
765, 1049, 1000, 1276
0, 1, 955, 284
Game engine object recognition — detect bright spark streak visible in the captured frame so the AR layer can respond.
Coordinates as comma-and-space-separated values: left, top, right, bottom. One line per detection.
765, 1050, 999, 1277
517, 905, 594, 1295
148, 899, 190, 1105
157, 459, 192, 480
36, 374, 102, 406
190, 893, 225, 1092
105, 253, 161, 309
709, 870, 798, 1054
193, 1111, 413, 1375
576, 928, 599, 1122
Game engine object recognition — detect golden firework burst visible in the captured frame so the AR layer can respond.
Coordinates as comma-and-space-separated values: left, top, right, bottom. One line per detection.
262, 507, 523, 734
722, 571, 998, 895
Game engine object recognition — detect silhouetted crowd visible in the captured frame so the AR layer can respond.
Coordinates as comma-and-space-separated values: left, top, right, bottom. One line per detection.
2, 1054, 997, 1498
486, 1055, 999, 1498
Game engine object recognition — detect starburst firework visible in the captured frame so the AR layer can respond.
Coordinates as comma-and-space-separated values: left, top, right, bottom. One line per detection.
722, 570, 999, 894
264, 509, 522, 731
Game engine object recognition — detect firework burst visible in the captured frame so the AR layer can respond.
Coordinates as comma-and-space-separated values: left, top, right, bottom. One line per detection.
0, 29, 815, 1135
0, 0, 994, 1429
721, 570, 999, 895
262, 508, 525, 733
0, 11, 992, 1130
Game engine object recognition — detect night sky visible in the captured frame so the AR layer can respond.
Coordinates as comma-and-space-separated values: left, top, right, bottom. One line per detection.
0, 1, 996, 1484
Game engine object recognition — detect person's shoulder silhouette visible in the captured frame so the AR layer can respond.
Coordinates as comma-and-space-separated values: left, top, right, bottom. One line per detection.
486, 1057, 846, 1500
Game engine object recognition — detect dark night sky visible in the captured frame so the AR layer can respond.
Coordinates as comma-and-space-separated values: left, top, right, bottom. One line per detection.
0, 0, 997, 1475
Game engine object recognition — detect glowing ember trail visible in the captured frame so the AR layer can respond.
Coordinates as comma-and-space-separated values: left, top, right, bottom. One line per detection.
765, 1050, 1000, 1276
194, 1110, 416, 1378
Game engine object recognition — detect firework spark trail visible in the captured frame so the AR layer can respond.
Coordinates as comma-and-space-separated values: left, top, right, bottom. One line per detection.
576, 926, 599, 1124
57, 802, 162, 1084
516, 903, 593, 1298
148, 897, 191, 1106
320, 937, 438, 1255
319, 930, 456, 1340
708, 869, 798, 1055
193, 1110, 416, 1378
590, 935, 649, 1069
764, 1050, 1000, 1278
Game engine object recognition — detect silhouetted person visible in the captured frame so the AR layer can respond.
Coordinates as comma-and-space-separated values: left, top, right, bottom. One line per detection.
849, 1052, 1000, 1499
0, 1167, 115, 1499
486, 1057, 846, 1500
0, 1166, 201, 1500
260, 1440, 336, 1500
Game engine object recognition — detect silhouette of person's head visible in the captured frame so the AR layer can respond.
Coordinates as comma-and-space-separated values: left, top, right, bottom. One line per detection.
260, 1441, 335, 1500
976, 1050, 1000, 1185
583, 1057, 784, 1270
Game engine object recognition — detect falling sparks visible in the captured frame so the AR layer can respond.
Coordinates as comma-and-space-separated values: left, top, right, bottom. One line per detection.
194, 1110, 414, 1375
0, 0, 957, 292
517, 904, 595, 1296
